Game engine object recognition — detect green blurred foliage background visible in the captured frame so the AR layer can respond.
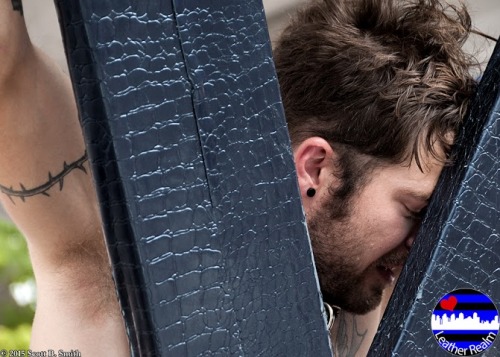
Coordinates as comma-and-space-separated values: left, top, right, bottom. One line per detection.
0, 220, 34, 349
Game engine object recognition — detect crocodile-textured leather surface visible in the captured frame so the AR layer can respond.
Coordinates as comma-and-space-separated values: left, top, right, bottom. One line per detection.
368, 41, 500, 356
55, 0, 332, 355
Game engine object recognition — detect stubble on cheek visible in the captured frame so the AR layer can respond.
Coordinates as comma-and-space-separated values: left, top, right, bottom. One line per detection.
309, 214, 368, 312
308, 206, 394, 314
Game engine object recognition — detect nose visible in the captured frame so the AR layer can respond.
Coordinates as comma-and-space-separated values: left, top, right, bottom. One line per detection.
405, 233, 415, 249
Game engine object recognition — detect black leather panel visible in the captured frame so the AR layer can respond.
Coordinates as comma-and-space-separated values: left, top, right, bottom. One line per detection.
55, 0, 332, 355
369, 41, 500, 356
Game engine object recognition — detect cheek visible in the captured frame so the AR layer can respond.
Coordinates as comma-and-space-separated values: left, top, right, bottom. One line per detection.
363, 208, 409, 250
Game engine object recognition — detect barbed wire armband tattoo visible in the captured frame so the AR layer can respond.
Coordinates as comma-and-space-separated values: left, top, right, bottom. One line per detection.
11, 0, 23, 15
0, 152, 88, 203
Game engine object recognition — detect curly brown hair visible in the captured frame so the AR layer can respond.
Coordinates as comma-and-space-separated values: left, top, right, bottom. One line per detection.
274, 0, 478, 172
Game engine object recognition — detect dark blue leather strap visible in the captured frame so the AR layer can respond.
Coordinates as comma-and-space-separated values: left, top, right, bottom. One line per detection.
55, 0, 332, 355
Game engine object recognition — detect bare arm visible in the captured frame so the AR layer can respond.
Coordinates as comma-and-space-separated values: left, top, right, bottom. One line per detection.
0, 1, 128, 353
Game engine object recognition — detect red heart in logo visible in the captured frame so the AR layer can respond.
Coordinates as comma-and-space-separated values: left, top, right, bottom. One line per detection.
440, 296, 458, 311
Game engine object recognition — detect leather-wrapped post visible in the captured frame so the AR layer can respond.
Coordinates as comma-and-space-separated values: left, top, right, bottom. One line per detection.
54, 0, 332, 355
368, 41, 500, 356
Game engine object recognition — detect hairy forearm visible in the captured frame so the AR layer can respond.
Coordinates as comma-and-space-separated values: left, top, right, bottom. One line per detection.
0, 29, 112, 304
0, 2, 128, 352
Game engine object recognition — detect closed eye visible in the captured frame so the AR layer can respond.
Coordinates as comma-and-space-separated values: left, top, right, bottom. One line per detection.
406, 206, 427, 220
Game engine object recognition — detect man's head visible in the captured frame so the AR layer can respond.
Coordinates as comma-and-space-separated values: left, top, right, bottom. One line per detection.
274, 0, 477, 314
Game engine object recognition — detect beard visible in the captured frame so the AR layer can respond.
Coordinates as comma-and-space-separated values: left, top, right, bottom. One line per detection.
308, 189, 408, 315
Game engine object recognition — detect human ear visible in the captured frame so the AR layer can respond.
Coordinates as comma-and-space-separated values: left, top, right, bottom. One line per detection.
293, 137, 336, 200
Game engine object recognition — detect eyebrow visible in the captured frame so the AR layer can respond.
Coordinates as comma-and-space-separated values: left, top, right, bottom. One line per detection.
399, 188, 431, 202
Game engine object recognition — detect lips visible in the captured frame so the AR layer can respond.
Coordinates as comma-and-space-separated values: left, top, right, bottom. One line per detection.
376, 259, 406, 284
377, 265, 397, 284
374, 249, 408, 284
